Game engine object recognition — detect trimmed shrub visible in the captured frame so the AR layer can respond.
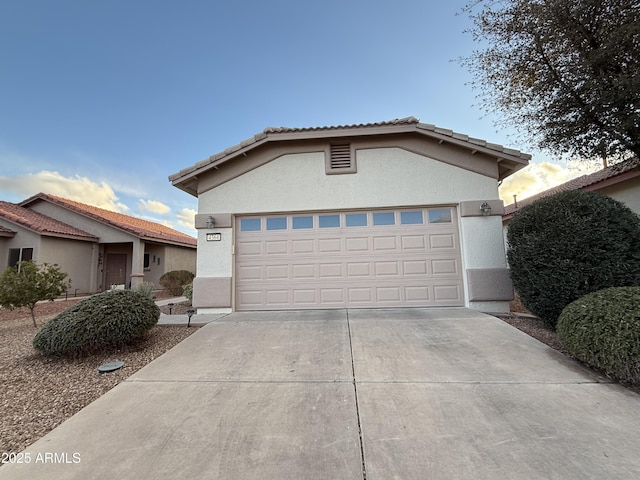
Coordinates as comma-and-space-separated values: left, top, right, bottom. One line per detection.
557, 287, 640, 384
507, 190, 640, 328
33, 290, 160, 357
183, 283, 193, 302
159, 270, 195, 296
133, 281, 154, 299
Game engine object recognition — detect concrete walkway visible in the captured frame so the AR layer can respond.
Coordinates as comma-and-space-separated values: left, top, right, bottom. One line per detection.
2, 308, 640, 479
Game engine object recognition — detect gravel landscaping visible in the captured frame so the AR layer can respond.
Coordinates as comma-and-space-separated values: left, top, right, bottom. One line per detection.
0, 297, 197, 455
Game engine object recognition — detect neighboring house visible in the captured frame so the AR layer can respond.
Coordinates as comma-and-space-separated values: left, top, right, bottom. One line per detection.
503, 156, 640, 238
170, 117, 530, 314
0, 193, 197, 294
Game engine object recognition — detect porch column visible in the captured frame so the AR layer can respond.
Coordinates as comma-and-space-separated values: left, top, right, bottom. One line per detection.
130, 239, 145, 289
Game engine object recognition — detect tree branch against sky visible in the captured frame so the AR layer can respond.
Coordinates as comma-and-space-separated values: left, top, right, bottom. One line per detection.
461, 0, 640, 162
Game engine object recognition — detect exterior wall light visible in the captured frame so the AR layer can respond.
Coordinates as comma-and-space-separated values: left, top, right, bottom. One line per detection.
480, 202, 492, 216
206, 216, 215, 229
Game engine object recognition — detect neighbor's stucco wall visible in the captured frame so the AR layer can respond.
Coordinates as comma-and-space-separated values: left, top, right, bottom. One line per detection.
598, 176, 640, 215
164, 244, 197, 276
39, 236, 98, 294
0, 224, 42, 270
28, 202, 138, 243
195, 147, 507, 313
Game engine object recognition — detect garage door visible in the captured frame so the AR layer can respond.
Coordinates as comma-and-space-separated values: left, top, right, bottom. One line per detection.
235, 207, 464, 310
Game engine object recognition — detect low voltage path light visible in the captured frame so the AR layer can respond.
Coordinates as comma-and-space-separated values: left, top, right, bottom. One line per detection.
480, 202, 492, 216
167, 302, 175, 314
187, 309, 195, 327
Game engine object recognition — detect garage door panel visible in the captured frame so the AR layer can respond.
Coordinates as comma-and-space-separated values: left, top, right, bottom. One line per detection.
373, 236, 397, 251
292, 264, 315, 279
265, 265, 288, 279
236, 208, 463, 310
347, 262, 371, 277
429, 234, 455, 249
292, 239, 315, 254
319, 238, 342, 253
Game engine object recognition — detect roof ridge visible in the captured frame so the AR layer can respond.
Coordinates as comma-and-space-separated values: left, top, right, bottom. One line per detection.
0, 200, 98, 239
20, 193, 196, 247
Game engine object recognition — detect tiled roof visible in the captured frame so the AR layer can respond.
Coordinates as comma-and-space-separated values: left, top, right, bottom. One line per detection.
20, 193, 197, 247
0, 224, 16, 237
169, 117, 531, 190
0, 201, 98, 240
503, 156, 640, 218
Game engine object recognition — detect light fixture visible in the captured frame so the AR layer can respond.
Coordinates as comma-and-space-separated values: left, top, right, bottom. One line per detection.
187, 309, 195, 328
480, 202, 492, 216
206, 216, 215, 229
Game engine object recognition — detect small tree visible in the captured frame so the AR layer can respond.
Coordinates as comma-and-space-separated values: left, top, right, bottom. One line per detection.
0, 261, 71, 327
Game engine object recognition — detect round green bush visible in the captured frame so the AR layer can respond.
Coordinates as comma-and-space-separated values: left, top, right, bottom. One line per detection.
33, 290, 160, 357
557, 287, 640, 384
159, 270, 195, 296
507, 190, 640, 328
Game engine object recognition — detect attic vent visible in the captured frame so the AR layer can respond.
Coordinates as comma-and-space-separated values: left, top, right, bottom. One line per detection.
326, 143, 356, 174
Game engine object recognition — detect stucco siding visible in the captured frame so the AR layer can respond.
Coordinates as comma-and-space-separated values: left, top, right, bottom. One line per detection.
164, 245, 197, 276
598, 177, 640, 215
28, 202, 137, 243
198, 148, 499, 215
0, 226, 42, 270
39, 237, 97, 294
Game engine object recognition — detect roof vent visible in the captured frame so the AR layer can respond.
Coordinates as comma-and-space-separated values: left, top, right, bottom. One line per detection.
326, 143, 356, 174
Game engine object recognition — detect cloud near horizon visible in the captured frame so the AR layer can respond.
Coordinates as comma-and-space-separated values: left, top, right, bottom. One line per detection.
138, 199, 171, 214
0, 170, 130, 212
499, 160, 602, 205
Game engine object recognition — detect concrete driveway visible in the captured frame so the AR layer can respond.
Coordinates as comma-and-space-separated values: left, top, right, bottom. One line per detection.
2, 308, 640, 479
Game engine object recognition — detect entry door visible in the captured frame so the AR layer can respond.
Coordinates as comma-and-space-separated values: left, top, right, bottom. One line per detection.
105, 254, 127, 288
235, 207, 464, 310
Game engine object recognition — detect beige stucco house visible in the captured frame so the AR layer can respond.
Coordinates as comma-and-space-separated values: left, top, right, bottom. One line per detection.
0, 193, 196, 295
170, 117, 530, 314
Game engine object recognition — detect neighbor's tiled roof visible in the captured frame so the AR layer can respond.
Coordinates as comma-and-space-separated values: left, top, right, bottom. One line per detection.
0, 201, 98, 240
20, 193, 196, 247
503, 156, 640, 218
169, 117, 531, 185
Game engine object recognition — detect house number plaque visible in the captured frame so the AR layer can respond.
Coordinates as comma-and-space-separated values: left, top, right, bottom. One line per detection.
206, 233, 222, 241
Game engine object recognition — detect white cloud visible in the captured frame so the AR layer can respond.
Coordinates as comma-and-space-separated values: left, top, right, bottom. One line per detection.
499, 160, 602, 205
138, 199, 171, 214
176, 207, 196, 231
0, 170, 130, 212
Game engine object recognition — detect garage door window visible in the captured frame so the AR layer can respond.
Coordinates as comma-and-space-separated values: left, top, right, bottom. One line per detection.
400, 211, 423, 224
319, 215, 340, 228
240, 218, 261, 231
292, 216, 313, 229
373, 212, 395, 225
428, 209, 452, 223
346, 213, 367, 227
266, 217, 287, 230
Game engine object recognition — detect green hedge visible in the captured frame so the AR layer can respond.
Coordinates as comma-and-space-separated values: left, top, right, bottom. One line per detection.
557, 287, 640, 385
33, 290, 160, 357
507, 190, 640, 328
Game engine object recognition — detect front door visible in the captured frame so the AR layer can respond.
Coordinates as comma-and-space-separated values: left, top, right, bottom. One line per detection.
105, 253, 127, 288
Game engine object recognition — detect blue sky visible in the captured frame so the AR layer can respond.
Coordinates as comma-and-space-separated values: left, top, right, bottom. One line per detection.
0, 0, 599, 235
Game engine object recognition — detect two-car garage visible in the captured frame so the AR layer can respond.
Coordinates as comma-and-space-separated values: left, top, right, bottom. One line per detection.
235, 207, 464, 310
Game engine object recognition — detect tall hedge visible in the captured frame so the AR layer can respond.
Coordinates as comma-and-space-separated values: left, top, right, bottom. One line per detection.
506, 190, 640, 328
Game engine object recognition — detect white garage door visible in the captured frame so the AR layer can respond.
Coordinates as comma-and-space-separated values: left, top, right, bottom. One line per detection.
235, 207, 464, 310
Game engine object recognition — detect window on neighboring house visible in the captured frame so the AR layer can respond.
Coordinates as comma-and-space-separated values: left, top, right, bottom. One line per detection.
325, 143, 356, 174
8, 247, 34, 268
